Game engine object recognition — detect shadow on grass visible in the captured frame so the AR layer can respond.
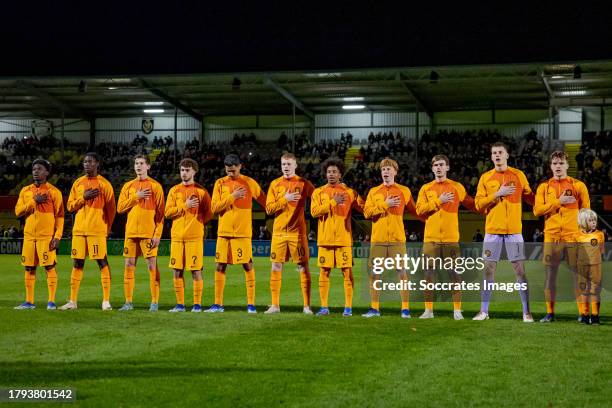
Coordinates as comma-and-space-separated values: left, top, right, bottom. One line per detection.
0, 361, 315, 384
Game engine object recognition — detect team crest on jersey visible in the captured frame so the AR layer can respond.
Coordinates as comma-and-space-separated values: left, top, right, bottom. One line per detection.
71, 249, 77, 255
124, 247, 129, 254
591, 239, 598, 246
141, 118, 154, 134
271, 252, 276, 260
565, 189, 573, 196
21, 256, 25, 262
215, 252, 220, 259
170, 258, 176, 265
319, 256, 325, 264
484, 250, 492, 257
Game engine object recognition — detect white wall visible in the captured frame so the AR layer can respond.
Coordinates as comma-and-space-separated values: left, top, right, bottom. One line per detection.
95, 116, 200, 145
558, 108, 582, 141
314, 112, 430, 142
433, 110, 552, 138
0, 118, 90, 144
204, 115, 310, 143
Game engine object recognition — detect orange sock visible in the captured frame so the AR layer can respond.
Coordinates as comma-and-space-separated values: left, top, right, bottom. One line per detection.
46, 268, 57, 303
245, 268, 256, 305
580, 302, 589, 315
149, 267, 160, 304
270, 270, 282, 306
124, 266, 135, 302
25, 271, 36, 304
400, 283, 410, 310
342, 268, 353, 308
319, 269, 330, 308
425, 301, 434, 310
544, 288, 555, 314
591, 301, 600, 316
173, 277, 185, 305
370, 275, 380, 310
214, 270, 226, 305
193, 279, 203, 306
70, 267, 83, 302
100, 265, 111, 302
300, 270, 311, 307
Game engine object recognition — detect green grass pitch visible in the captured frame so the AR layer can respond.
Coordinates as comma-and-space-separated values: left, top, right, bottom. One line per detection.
1, 254, 611, 407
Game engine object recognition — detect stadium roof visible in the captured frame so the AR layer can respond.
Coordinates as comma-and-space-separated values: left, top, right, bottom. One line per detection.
2, 60, 612, 120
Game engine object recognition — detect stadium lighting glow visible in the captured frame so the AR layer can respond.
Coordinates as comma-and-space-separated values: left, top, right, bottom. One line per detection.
343, 96, 364, 101
558, 90, 587, 96
550, 75, 565, 79
107, 87, 118, 90
143, 109, 165, 113
342, 104, 365, 110
143, 101, 164, 106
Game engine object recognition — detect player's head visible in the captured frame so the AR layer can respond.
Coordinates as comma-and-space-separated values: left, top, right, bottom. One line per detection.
133, 154, 150, 178
578, 208, 598, 232
322, 158, 344, 185
179, 158, 198, 184
380, 157, 398, 185
280, 152, 298, 178
83, 152, 99, 176
490, 142, 509, 167
224, 154, 241, 178
431, 155, 449, 180
32, 158, 51, 184
549, 151, 569, 179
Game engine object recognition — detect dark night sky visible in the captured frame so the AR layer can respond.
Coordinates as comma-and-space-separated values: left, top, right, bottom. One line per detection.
1, 2, 611, 76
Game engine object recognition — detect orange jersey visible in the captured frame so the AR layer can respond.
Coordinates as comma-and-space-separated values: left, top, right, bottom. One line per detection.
364, 183, 417, 243
211, 174, 266, 238
475, 167, 534, 235
15, 182, 64, 240
165, 182, 212, 241
67, 175, 116, 237
266, 175, 315, 238
574, 230, 605, 265
533, 177, 590, 238
416, 179, 475, 242
311, 183, 364, 247
117, 177, 165, 239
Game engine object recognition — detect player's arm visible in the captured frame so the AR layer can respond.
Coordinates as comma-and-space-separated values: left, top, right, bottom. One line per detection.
201, 189, 213, 224
402, 187, 424, 221
66, 181, 85, 212
265, 179, 287, 215
415, 185, 440, 217
454, 182, 477, 212
351, 191, 365, 214
577, 181, 591, 209
474, 175, 497, 213
363, 189, 387, 219
210, 179, 235, 214
14, 188, 35, 217
52, 188, 65, 240
533, 183, 560, 216
152, 183, 165, 239
310, 188, 336, 217
598, 231, 605, 255
116, 181, 139, 214
164, 187, 185, 219
103, 180, 116, 236
250, 179, 267, 208
520, 172, 535, 206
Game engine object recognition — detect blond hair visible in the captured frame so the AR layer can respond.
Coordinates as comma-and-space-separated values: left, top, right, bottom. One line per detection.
577, 208, 598, 231
380, 157, 399, 172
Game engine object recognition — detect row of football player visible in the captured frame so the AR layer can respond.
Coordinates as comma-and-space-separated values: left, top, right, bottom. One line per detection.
13, 144, 604, 324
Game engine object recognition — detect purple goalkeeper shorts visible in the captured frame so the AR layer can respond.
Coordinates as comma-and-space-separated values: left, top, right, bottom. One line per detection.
483, 233, 525, 262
